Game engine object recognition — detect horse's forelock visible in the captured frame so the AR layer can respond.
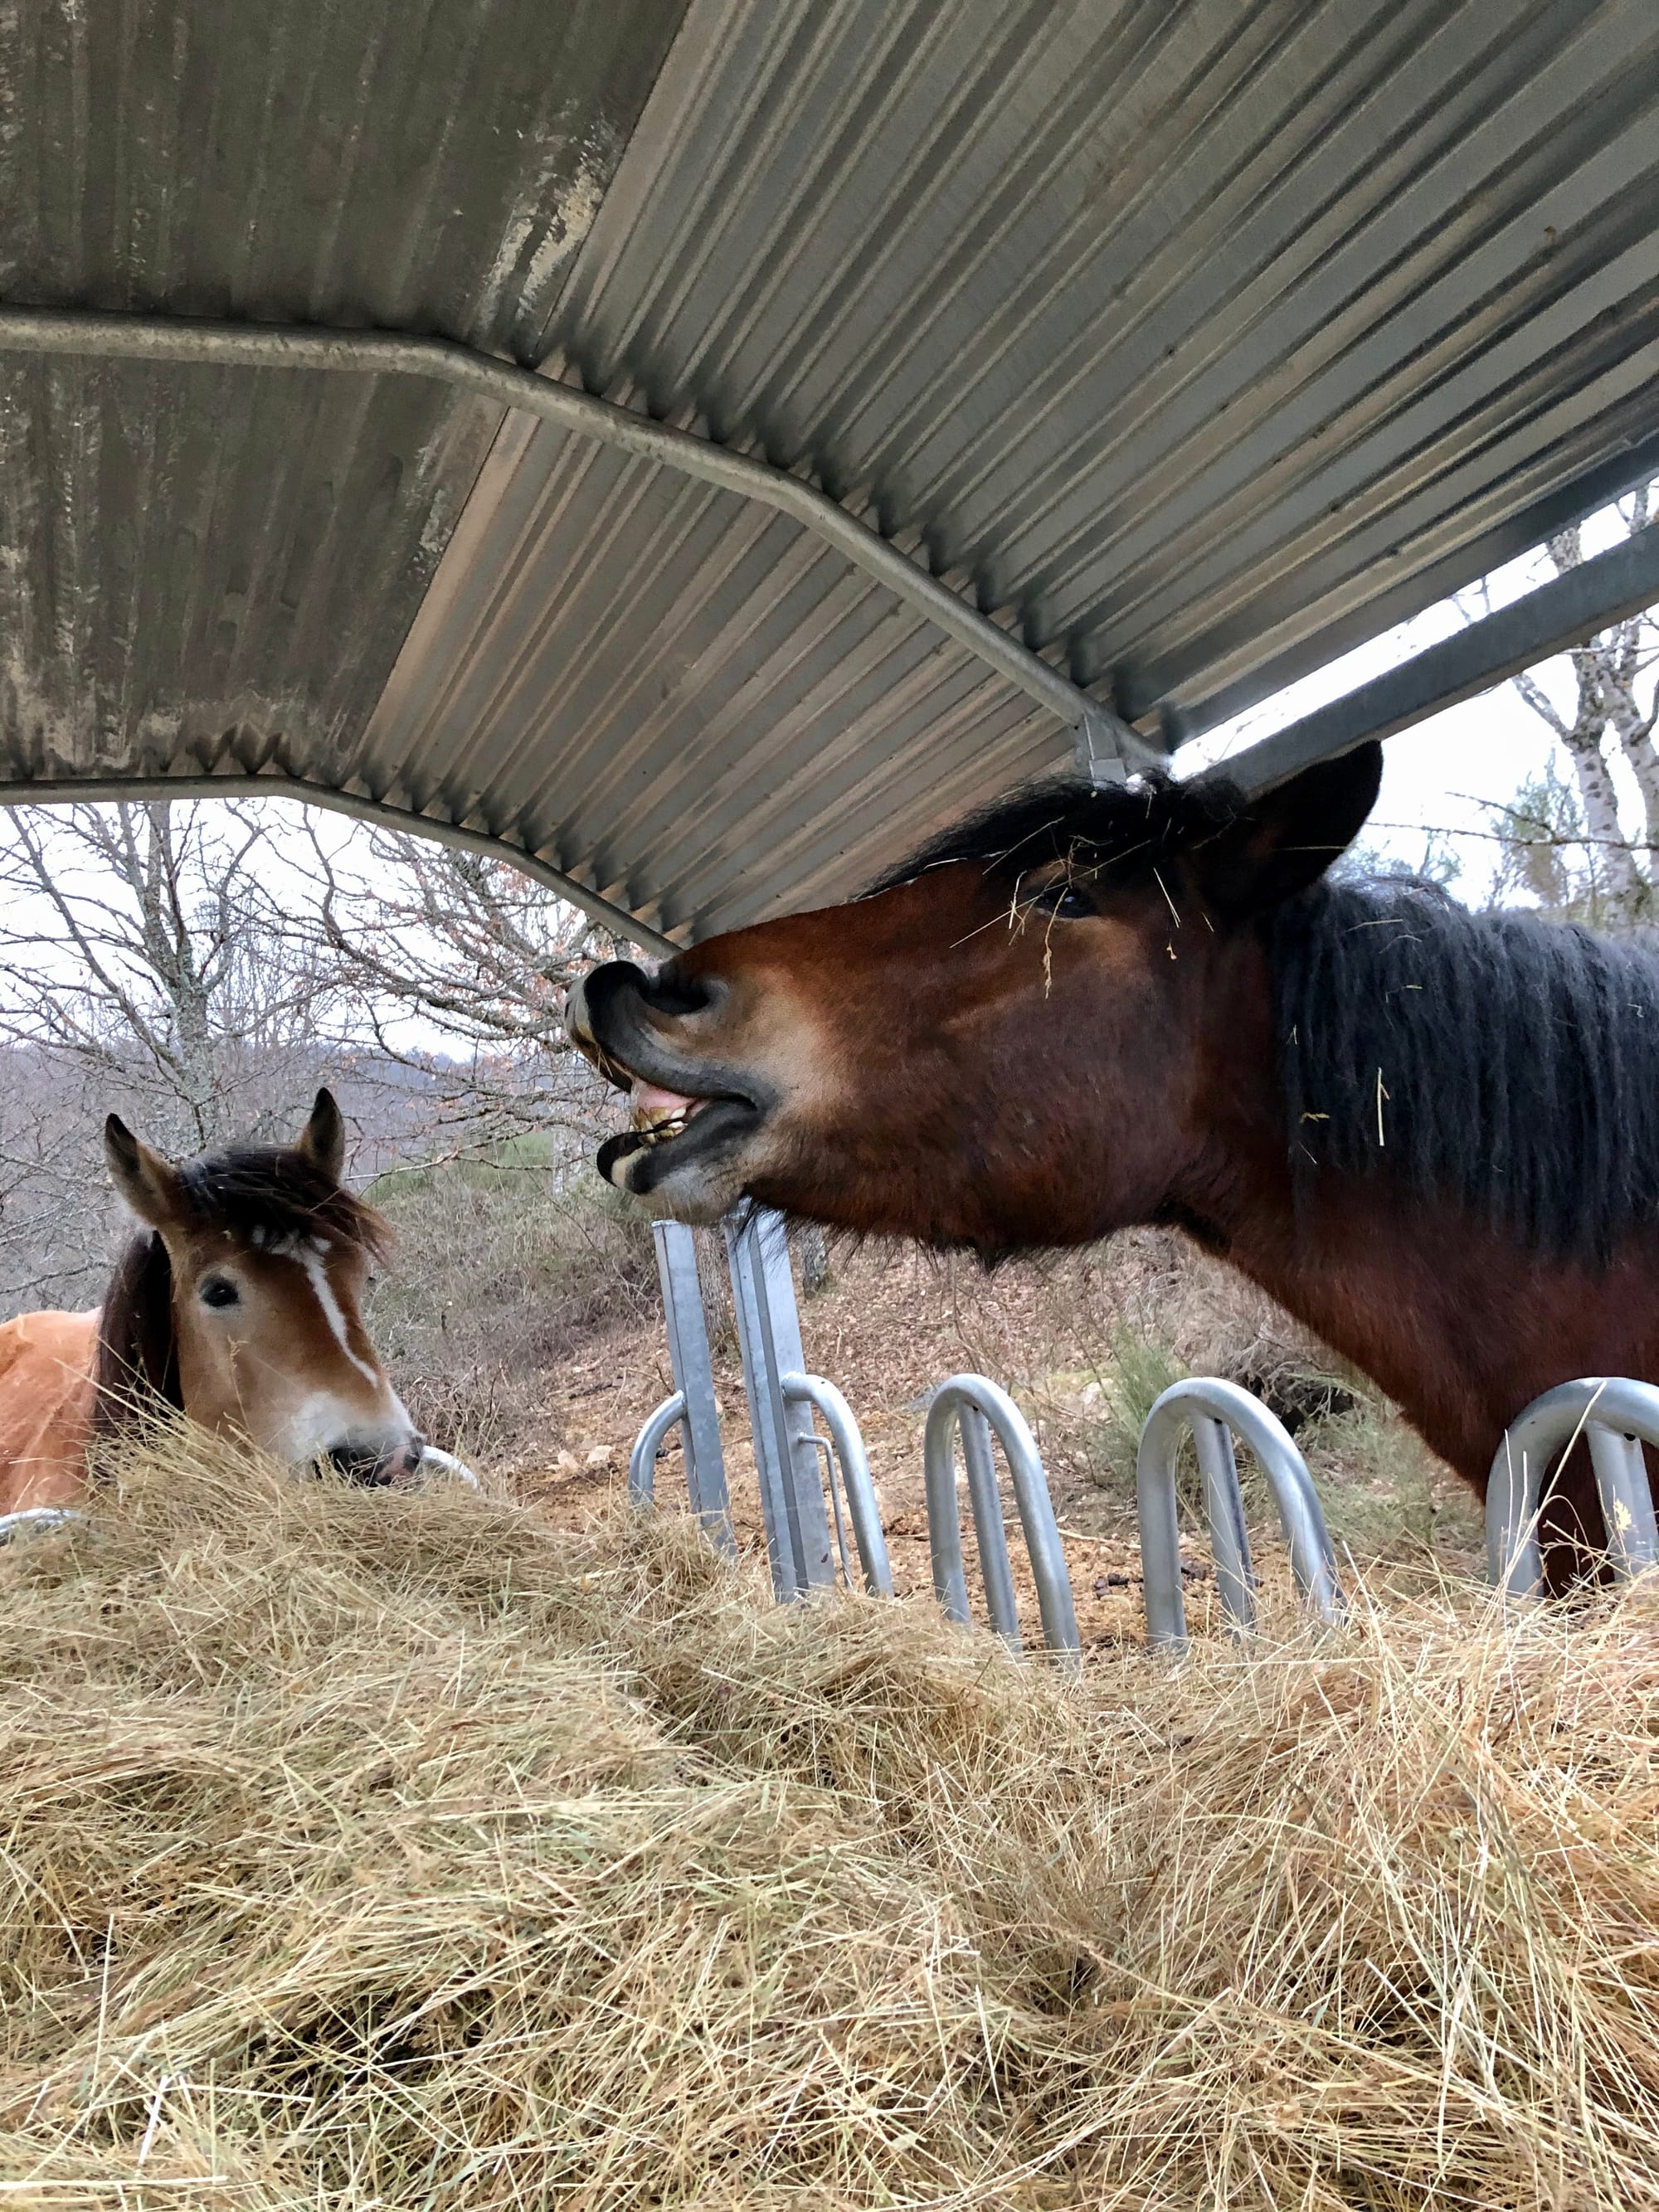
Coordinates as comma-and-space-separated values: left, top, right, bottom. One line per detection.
173, 1145, 393, 1268
864, 772, 1240, 897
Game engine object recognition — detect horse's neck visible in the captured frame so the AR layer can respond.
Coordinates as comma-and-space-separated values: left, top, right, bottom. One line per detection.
1169, 954, 1629, 1480
1190, 1138, 1659, 1485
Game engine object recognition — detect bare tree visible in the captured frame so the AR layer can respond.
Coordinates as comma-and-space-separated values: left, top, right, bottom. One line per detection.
1467, 484, 1659, 920
298, 823, 616, 1154
0, 800, 358, 1307
0, 800, 337, 1151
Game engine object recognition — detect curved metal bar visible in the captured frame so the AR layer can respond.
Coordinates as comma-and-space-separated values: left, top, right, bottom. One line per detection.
960, 1403, 1022, 1646
779, 1372, 893, 1597
414, 1446, 480, 1490
1136, 1378, 1344, 1650
806, 1432, 852, 1582
1487, 1376, 1659, 1597
922, 1375, 1081, 1665
0, 768, 674, 953
628, 1391, 687, 1505
0, 1506, 82, 1544
0, 304, 1145, 781
1191, 1413, 1256, 1629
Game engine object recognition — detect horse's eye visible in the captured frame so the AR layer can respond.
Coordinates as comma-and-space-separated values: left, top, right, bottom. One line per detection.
199, 1277, 241, 1310
1032, 882, 1094, 920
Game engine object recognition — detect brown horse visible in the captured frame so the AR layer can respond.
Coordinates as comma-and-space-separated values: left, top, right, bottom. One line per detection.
568, 741, 1659, 1588
0, 1091, 426, 1517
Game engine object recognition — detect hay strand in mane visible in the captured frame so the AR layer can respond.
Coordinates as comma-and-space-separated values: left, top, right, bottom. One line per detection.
1272, 881, 1659, 1263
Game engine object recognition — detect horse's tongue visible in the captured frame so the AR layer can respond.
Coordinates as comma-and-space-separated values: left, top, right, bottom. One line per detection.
631, 1079, 698, 1123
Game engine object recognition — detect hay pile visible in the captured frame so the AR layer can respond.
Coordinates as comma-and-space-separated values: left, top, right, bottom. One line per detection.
2, 1437, 1657, 2209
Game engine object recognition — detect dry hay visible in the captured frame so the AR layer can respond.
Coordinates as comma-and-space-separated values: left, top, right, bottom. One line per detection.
2, 1435, 1657, 2210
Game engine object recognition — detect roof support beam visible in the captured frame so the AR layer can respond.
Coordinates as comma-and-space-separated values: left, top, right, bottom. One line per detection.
0, 771, 679, 955
0, 304, 1146, 783
1224, 519, 1659, 795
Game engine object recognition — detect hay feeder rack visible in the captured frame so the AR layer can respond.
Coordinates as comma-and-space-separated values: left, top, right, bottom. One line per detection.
1136, 1377, 1345, 1650
1488, 1376, 1659, 1596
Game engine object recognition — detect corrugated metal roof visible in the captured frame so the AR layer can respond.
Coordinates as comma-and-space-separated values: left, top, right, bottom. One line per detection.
0, 0, 1656, 937
0, 0, 685, 783
356, 411, 1061, 932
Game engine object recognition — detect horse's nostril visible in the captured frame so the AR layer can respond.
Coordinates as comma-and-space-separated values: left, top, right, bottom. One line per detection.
647, 965, 718, 1018
327, 1443, 395, 1488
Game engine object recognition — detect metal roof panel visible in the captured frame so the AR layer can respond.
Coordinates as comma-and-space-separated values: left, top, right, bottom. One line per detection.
0, 0, 1656, 937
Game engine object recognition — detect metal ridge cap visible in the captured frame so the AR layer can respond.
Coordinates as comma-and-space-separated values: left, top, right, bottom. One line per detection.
0, 302, 1146, 772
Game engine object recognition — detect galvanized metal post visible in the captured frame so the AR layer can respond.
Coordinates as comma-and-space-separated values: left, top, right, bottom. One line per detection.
650, 1222, 733, 1556
724, 1208, 835, 1599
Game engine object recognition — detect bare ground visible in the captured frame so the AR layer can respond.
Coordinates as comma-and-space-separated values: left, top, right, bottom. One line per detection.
486, 1224, 1487, 1652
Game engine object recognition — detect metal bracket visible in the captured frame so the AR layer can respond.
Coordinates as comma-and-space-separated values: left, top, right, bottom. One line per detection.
1071, 698, 1159, 787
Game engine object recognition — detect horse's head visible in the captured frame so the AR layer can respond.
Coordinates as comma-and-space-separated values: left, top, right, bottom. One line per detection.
96, 1090, 426, 1483
567, 746, 1382, 1256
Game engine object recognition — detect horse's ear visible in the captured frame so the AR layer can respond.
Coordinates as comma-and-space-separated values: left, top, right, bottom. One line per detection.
296, 1088, 346, 1183
104, 1116, 184, 1230
1181, 741, 1383, 918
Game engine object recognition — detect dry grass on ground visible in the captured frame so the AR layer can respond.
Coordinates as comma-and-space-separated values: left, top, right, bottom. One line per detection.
3, 1435, 1657, 2209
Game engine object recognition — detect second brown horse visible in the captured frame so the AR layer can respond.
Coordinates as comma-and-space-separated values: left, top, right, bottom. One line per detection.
569, 741, 1659, 1587
0, 1091, 426, 1518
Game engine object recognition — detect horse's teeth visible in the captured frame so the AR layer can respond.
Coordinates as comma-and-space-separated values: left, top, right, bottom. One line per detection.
635, 1114, 688, 1148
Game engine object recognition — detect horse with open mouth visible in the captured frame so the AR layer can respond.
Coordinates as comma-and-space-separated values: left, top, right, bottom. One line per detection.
568, 741, 1659, 1593
0, 1090, 428, 1524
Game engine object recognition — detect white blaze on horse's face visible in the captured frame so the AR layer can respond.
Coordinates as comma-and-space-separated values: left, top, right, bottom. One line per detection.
175, 1223, 418, 1477
101, 1093, 425, 1485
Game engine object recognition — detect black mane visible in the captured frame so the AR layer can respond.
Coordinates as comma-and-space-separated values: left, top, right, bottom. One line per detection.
1273, 880, 1659, 1264
878, 773, 1659, 1266
90, 1143, 390, 1439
